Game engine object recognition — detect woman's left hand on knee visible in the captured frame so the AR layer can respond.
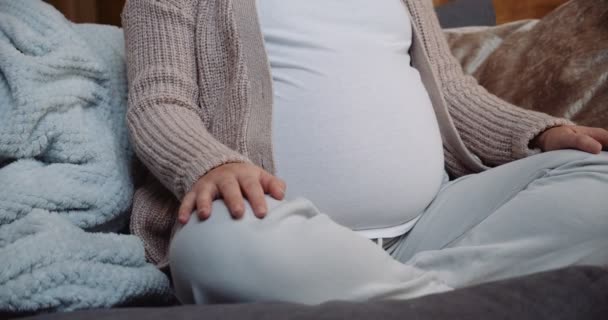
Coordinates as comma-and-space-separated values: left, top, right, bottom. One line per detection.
531, 125, 608, 154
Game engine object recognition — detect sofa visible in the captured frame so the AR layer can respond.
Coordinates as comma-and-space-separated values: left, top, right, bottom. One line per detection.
5, 0, 608, 319
18, 267, 608, 320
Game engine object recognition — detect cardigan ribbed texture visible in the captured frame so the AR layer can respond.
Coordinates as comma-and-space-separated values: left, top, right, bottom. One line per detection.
121, 0, 574, 269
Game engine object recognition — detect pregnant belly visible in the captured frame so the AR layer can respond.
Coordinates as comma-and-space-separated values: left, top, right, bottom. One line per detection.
271, 62, 445, 231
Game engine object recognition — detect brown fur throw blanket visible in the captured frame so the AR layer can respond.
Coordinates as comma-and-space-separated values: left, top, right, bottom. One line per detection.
446, 0, 608, 129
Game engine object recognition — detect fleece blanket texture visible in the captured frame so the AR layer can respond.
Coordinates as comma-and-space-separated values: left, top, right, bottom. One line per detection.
0, 0, 171, 314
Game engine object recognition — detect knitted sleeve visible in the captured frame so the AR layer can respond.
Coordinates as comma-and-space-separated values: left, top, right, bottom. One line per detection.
122, 0, 252, 200
408, 0, 575, 167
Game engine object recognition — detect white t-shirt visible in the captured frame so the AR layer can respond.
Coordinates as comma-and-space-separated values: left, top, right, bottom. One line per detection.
257, 0, 446, 239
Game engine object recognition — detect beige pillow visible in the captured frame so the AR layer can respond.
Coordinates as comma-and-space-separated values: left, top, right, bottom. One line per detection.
446, 0, 608, 129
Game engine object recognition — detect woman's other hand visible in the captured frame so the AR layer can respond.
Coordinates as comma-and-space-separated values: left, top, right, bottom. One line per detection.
177, 163, 287, 224
532, 125, 608, 154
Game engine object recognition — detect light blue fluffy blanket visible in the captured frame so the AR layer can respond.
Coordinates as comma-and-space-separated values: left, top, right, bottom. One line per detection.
0, 0, 172, 314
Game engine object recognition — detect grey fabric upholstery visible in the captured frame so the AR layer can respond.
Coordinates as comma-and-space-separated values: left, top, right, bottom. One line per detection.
20, 266, 608, 320
436, 0, 496, 28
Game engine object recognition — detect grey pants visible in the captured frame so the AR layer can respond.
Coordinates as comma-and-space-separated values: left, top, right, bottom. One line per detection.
169, 150, 608, 304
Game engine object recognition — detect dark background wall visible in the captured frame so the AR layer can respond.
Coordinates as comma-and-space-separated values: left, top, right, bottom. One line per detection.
45, 0, 124, 26
45, 0, 568, 27
492, 0, 568, 24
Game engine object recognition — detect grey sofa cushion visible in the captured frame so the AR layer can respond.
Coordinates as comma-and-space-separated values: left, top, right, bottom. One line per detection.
436, 0, 496, 28
20, 266, 608, 320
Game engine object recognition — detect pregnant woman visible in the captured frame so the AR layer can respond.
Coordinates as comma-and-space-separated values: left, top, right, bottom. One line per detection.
122, 0, 608, 304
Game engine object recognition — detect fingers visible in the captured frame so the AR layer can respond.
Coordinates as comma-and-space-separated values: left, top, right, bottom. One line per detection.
179, 163, 287, 224
239, 177, 268, 218
195, 183, 216, 220
218, 178, 246, 219
571, 133, 603, 154
545, 126, 607, 154
583, 127, 608, 150
178, 191, 196, 224
260, 171, 286, 200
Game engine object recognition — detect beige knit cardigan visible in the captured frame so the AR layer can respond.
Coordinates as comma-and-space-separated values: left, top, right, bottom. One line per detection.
121, 0, 574, 270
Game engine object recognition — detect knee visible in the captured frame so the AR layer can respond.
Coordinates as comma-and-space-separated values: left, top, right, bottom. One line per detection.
168, 198, 260, 300
168, 195, 327, 303
168, 195, 296, 289
547, 150, 608, 178
576, 151, 608, 183
594, 151, 608, 171
170, 194, 284, 261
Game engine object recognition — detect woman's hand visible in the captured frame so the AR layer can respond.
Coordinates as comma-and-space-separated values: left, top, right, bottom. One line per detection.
177, 163, 287, 224
532, 125, 608, 154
